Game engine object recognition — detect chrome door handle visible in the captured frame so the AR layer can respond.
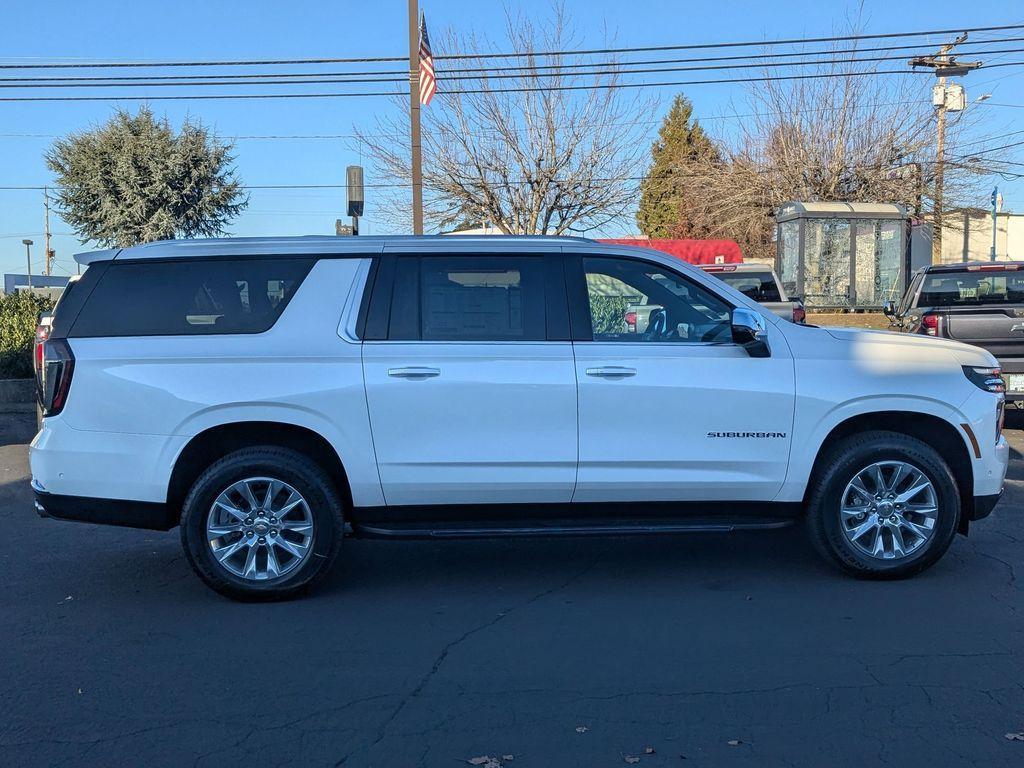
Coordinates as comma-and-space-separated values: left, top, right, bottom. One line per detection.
387, 367, 441, 379
585, 366, 637, 378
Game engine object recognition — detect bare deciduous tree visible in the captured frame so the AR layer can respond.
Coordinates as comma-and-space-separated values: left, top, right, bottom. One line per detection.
642, 56, 989, 261
357, 5, 651, 235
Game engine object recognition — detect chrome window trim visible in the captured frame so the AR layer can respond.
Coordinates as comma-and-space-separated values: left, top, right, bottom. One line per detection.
337, 258, 373, 343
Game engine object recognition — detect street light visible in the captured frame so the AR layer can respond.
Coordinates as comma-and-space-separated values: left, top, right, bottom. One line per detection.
21, 239, 33, 289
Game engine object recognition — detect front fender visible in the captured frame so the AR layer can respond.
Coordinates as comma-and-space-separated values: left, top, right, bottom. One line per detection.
775, 394, 975, 503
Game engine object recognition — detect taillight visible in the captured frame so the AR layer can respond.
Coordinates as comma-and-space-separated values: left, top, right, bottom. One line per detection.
625, 311, 637, 332
920, 314, 939, 335
963, 366, 1004, 393
37, 339, 75, 417
33, 338, 44, 374
792, 305, 806, 324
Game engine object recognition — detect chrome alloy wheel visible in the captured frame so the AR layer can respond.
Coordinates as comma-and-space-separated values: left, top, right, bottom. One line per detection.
840, 461, 939, 561
206, 477, 315, 581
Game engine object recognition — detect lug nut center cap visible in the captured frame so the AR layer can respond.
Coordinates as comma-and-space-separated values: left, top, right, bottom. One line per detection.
254, 522, 270, 535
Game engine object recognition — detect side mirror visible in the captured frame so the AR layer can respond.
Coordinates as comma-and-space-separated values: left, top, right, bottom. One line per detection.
882, 300, 896, 318
731, 308, 770, 358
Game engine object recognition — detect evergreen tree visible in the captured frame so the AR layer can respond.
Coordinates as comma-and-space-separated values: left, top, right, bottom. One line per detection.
46, 108, 247, 247
636, 95, 719, 239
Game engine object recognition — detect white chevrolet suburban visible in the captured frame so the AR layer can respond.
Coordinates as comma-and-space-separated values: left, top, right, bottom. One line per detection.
30, 236, 1008, 600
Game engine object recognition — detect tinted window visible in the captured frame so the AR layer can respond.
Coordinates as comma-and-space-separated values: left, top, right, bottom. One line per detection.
70, 258, 314, 337
918, 270, 1024, 307
388, 256, 547, 341
714, 271, 782, 302
583, 257, 732, 343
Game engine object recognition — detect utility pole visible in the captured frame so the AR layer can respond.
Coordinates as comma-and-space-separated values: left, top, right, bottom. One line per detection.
407, 0, 424, 235
991, 186, 1000, 261
43, 187, 53, 276
910, 34, 981, 264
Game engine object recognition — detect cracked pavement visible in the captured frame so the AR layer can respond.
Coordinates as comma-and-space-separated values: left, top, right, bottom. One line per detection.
2, 411, 1023, 767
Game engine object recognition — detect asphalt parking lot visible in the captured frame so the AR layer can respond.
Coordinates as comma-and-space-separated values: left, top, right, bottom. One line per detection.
2, 412, 1023, 768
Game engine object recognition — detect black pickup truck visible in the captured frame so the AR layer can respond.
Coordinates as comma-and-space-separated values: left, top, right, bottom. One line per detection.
885, 261, 1024, 405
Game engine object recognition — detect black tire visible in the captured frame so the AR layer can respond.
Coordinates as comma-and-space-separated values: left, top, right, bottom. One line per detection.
180, 446, 344, 601
805, 430, 961, 579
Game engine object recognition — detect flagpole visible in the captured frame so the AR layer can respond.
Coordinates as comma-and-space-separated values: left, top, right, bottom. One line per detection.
408, 0, 424, 235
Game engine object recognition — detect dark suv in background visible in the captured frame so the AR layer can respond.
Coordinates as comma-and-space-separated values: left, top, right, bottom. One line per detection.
886, 261, 1024, 406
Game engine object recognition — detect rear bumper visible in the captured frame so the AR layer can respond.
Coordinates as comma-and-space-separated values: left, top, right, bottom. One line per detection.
30, 417, 185, 503
32, 480, 176, 531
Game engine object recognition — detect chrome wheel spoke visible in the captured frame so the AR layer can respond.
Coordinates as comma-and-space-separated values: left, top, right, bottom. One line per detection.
848, 476, 873, 502
890, 525, 907, 557
873, 465, 887, 494
902, 518, 934, 539
214, 499, 247, 523
848, 517, 878, 541
265, 545, 281, 579
841, 504, 870, 520
888, 463, 906, 493
263, 479, 279, 510
273, 536, 307, 559
213, 537, 247, 563
895, 476, 931, 504
208, 523, 243, 538
206, 476, 315, 582
277, 491, 305, 518
238, 480, 261, 512
840, 460, 938, 561
242, 544, 259, 578
871, 530, 886, 557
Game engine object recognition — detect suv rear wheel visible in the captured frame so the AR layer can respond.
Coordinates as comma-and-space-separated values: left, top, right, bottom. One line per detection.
806, 430, 961, 578
180, 447, 344, 600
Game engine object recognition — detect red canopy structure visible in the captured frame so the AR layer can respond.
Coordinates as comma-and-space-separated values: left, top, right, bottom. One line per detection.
598, 238, 743, 265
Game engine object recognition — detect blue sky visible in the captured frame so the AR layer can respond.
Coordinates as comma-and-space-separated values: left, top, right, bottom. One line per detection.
1, 0, 1022, 277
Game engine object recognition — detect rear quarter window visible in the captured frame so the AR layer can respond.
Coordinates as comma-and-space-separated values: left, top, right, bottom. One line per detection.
69, 257, 315, 337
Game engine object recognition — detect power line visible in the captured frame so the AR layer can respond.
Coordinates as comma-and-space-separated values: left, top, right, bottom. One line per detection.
7, 63, 1023, 103
433, 23, 1024, 60
953, 128, 1024, 151
960, 137, 1024, 157
5, 46, 1024, 90
1, 23, 1022, 70
6, 40, 1024, 85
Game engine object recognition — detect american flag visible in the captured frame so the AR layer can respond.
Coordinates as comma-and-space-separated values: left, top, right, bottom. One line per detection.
419, 13, 437, 106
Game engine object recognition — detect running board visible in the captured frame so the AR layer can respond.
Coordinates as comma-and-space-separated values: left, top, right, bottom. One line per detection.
350, 517, 794, 540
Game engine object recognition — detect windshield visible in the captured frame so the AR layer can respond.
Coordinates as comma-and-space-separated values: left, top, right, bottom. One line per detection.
714, 272, 783, 303
918, 270, 1024, 307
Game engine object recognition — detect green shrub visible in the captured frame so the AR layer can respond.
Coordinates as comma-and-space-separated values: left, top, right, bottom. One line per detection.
589, 296, 632, 336
0, 291, 55, 379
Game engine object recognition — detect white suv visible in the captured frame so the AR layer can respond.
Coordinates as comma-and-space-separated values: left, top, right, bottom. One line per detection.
30, 236, 1008, 600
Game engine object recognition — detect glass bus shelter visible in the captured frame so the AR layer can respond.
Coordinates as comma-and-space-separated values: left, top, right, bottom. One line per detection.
775, 202, 910, 310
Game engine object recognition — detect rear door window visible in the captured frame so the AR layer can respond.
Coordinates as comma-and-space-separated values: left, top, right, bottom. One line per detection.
387, 255, 549, 341
69, 257, 314, 337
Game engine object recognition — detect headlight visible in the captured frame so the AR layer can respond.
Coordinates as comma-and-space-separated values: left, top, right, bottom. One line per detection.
963, 366, 1005, 393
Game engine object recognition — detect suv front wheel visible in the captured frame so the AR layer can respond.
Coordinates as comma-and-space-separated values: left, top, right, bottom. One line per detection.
180, 447, 344, 600
806, 430, 961, 578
